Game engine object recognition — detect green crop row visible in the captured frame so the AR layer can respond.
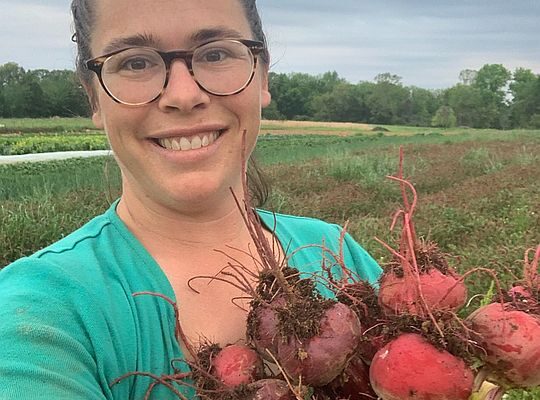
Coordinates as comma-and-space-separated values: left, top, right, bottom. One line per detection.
0, 117, 98, 133
0, 134, 109, 155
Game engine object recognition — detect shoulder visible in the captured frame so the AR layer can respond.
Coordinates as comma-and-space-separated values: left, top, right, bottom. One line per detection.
2, 199, 170, 296
257, 209, 382, 285
257, 209, 343, 242
31, 205, 116, 264
0, 206, 120, 311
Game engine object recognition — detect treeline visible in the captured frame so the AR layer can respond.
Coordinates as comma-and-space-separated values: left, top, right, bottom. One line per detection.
264, 66, 540, 129
0, 63, 90, 118
1, 61, 539, 129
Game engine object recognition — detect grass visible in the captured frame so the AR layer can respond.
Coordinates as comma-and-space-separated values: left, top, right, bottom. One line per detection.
0, 117, 98, 133
0, 119, 539, 398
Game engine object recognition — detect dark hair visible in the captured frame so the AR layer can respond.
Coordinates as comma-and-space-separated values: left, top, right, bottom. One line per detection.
71, 0, 270, 206
71, 0, 269, 90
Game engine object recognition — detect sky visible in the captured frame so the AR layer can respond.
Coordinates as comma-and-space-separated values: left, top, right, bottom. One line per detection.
1, 0, 539, 89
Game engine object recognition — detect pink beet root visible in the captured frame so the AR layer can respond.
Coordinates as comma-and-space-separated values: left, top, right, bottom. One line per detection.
247, 379, 295, 400
379, 268, 467, 315
326, 356, 376, 399
276, 302, 362, 387
248, 297, 286, 359
467, 302, 540, 387
369, 333, 474, 400
212, 344, 262, 387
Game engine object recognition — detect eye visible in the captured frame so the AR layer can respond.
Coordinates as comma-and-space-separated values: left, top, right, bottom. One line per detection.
200, 49, 230, 63
120, 57, 155, 71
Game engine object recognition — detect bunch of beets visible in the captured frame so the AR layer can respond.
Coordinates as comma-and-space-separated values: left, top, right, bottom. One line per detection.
112, 147, 540, 399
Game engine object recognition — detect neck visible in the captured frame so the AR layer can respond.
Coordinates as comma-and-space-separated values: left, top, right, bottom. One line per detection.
117, 190, 253, 250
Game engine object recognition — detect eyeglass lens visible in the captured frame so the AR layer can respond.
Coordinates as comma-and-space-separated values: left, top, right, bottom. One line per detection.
100, 40, 255, 105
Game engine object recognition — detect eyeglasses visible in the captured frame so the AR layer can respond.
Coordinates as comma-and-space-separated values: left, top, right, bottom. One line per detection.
85, 39, 265, 106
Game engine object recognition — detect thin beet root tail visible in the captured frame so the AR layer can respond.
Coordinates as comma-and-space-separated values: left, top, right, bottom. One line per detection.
506, 246, 540, 314
524, 245, 540, 287
376, 150, 469, 348
132, 291, 197, 360
110, 370, 192, 400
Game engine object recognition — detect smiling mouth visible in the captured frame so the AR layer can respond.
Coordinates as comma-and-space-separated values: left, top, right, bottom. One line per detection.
154, 130, 225, 151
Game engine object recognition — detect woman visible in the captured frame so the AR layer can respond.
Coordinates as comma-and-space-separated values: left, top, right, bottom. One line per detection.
0, 0, 381, 398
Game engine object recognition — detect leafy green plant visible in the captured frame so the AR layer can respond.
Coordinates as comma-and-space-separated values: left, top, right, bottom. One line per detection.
0, 134, 109, 155
460, 147, 504, 174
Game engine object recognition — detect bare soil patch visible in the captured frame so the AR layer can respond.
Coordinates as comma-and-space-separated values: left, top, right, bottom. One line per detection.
261, 120, 373, 136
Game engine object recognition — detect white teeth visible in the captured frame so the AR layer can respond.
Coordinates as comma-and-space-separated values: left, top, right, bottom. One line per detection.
157, 131, 221, 151
191, 136, 202, 149
180, 137, 191, 151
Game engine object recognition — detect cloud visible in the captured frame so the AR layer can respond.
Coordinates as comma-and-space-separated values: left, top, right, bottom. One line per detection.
258, 0, 540, 88
1, 1, 538, 89
0, 3, 76, 70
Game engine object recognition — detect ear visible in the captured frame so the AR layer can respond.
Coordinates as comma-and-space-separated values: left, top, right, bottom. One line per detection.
91, 105, 104, 130
260, 71, 271, 109
81, 81, 104, 129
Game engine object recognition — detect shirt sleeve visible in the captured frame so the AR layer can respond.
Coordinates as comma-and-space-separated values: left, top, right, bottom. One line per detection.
340, 228, 382, 287
0, 258, 108, 400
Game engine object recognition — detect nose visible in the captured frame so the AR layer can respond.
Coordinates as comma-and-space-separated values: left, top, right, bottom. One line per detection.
157, 60, 210, 112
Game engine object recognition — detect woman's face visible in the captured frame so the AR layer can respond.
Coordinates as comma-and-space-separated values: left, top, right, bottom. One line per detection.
90, 0, 271, 213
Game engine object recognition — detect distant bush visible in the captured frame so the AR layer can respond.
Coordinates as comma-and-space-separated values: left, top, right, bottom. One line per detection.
432, 106, 457, 128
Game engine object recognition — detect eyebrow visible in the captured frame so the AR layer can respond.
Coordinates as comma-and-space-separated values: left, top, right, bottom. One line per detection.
101, 33, 160, 55
100, 27, 246, 56
189, 27, 245, 43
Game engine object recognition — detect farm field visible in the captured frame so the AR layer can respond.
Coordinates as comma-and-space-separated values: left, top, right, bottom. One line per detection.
1, 118, 539, 398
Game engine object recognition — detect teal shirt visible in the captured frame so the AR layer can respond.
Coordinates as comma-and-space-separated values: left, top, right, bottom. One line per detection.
0, 201, 381, 399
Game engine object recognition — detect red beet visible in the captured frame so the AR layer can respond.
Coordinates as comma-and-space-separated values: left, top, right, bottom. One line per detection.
212, 344, 263, 387
369, 333, 475, 400
248, 297, 285, 359
276, 302, 362, 387
247, 379, 295, 400
326, 355, 376, 399
467, 302, 540, 387
379, 267, 467, 315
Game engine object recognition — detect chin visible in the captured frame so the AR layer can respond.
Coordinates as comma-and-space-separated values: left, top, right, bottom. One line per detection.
162, 180, 236, 210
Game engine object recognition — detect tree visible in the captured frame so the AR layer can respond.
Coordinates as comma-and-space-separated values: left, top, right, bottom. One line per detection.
459, 69, 477, 86
403, 87, 441, 126
261, 100, 285, 120
431, 106, 457, 128
366, 79, 409, 125
509, 68, 539, 127
35, 69, 90, 117
0, 63, 26, 117
267, 71, 347, 120
474, 64, 511, 95
312, 82, 367, 122
471, 64, 512, 128
445, 84, 485, 127
374, 73, 402, 85
0, 62, 25, 87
